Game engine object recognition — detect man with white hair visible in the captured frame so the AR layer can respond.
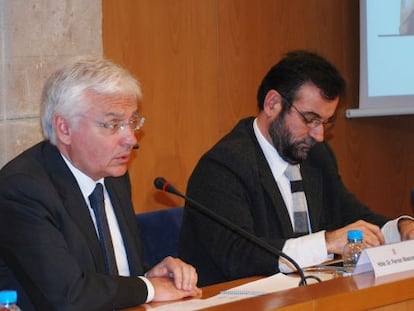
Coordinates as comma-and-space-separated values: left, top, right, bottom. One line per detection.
0, 57, 200, 310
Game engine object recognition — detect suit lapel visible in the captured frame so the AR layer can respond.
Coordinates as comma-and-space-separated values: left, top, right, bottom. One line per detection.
258, 159, 295, 237
43, 143, 107, 273
249, 128, 295, 237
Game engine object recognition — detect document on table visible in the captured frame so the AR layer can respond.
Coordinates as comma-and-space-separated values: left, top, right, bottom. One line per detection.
148, 273, 301, 311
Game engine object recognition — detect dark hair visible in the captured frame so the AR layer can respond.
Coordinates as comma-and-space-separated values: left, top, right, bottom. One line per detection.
257, 50, 345, 111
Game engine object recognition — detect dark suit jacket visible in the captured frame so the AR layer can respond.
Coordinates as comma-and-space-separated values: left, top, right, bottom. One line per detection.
179, 117, 389, 286
0, 141, 148, 311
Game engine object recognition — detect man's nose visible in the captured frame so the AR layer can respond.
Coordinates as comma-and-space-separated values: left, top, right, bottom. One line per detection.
309, 124, 324, 142
120, 125, 138, 148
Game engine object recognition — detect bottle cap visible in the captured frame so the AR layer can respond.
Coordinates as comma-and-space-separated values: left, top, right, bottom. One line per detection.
0, 290, 17, 304
347, 229, 363, 241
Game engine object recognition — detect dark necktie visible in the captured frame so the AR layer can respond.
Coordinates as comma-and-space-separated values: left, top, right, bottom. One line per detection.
89, 183, 119, 275
284, 164, 310, 235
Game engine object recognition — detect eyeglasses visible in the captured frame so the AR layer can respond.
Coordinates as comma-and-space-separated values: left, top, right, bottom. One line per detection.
96, 114, 145, 135
290, 105, 334, 129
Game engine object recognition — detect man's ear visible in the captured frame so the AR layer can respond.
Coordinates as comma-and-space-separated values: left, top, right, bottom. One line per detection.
54, 115, 71, 144
263, 89, 283, 118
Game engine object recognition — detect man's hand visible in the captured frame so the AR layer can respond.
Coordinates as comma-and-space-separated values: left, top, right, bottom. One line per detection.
325, 220, 385, 254
398, 218, 414, 240
146, 256, 201, 302
148, 277, 201, 302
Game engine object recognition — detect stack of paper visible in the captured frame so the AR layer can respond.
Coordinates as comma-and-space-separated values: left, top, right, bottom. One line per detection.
150, 273, 302, 311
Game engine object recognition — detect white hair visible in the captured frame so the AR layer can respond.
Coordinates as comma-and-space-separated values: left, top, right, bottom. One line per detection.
40, 56, 142, 144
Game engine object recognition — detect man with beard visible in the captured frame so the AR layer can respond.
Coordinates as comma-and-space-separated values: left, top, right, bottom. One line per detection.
178, 50, 414, 286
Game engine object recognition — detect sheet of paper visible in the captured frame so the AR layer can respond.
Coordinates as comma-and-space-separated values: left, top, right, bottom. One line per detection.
149, 273, 302, 311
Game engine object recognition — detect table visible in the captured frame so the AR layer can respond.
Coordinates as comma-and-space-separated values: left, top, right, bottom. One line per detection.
121, 270, 414, 310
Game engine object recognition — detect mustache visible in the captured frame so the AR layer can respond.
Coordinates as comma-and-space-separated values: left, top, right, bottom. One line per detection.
297, 136, 317, 147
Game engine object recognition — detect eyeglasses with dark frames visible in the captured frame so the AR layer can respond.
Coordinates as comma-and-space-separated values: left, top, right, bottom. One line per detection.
290, 105, 334, 129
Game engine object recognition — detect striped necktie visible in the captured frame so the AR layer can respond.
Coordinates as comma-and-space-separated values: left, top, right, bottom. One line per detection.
89, 183, 119, 275
284, 164, 310, 235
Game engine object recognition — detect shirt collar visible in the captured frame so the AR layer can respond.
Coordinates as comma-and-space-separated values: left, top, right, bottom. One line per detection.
60, 153, 104, 198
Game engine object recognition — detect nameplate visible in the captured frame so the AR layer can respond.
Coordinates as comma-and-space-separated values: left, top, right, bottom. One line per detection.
353, 240, 414, 277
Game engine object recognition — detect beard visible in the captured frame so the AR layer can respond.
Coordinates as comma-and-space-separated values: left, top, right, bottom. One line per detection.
269, 116, 317, 164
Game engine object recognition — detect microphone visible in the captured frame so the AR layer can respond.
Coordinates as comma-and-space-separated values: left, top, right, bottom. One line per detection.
153, 177, 319, 286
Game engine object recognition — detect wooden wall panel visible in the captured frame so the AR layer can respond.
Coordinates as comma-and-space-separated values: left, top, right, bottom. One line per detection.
103, 0, 220, 211
103, 0, 414, 219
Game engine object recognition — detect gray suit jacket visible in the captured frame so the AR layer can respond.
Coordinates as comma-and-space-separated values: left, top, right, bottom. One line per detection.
179, 117, 389, 286
0, 141, 147, 311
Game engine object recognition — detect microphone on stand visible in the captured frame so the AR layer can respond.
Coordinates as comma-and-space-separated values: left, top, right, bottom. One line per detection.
154, 176, 320, 286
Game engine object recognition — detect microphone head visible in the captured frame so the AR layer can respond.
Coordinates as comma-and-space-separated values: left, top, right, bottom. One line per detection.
153, 177, 184, 198
154, 177, 167, 190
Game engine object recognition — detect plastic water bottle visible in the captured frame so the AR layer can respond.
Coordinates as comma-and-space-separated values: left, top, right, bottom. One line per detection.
342, 229, 364, 274
0, 290, 21, 311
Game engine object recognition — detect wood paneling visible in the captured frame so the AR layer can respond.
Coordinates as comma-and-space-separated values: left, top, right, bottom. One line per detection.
103, 0, 414, 218
103, 0, 220, 211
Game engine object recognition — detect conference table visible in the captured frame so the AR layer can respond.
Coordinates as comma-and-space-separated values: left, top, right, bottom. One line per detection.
121, 269, 414, 310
